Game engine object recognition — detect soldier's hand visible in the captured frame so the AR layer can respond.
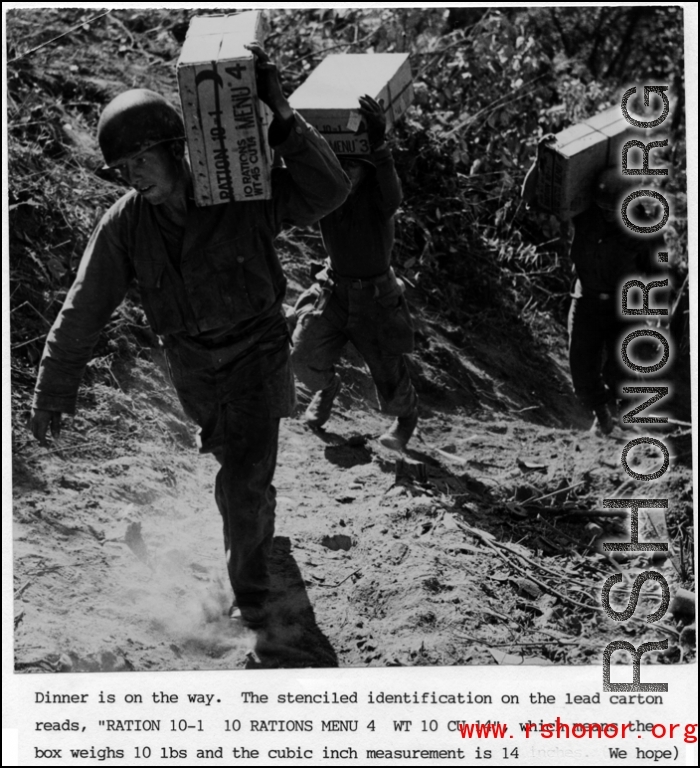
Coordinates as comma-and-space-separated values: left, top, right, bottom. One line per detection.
358, 94, 386, 149
537, 133, 556, 156
30, 408, 61, 447
246, 44, 292, 120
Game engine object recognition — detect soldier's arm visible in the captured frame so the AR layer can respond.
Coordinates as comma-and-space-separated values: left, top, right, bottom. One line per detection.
270, 114, 351, 228
247, 45, 350, 228
358, 94, 402, 216
31, 207, 133, 438
370, 144, 402, 217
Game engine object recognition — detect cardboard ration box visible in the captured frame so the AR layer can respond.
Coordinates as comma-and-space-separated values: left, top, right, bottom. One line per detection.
535, 123, 609, 219
584, 105, 639, 166
288, 53, 414, 155
177, 11, 273, 206
535, 104, 638, 219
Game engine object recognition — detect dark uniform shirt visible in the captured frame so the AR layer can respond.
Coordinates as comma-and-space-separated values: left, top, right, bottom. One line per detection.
319, 145, 402, 279
33, 113, 350, 414
570, 204, 660, 296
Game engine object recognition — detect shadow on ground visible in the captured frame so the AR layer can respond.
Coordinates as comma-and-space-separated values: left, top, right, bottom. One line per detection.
249, 536, 338, 669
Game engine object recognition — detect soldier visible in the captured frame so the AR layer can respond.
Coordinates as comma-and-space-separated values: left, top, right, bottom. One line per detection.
524, 151, 659, 434
291, 95, 418, 451
29, 49, 350, 628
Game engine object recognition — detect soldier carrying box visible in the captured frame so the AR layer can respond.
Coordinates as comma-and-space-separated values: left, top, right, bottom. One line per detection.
523, 136, 662, 434
29, 46, 350, 629
291, 95, 419, 450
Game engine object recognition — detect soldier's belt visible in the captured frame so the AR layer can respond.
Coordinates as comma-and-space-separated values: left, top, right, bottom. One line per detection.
328, 267, 393, 290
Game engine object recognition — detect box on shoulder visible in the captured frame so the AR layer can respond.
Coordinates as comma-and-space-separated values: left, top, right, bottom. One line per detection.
535, 104, 639, 219
176, 11, 273, 206
583, 104, 639, 165
535, 127, 608, 219
288, 53, 414, 155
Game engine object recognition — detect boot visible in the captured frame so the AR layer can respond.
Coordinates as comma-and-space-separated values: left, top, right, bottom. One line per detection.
378, 408, 418, 451
592, 402, 614, 435
304, 373, 341, 429
229, 602, 267, 629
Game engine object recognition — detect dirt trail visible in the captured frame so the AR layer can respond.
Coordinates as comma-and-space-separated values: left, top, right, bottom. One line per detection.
12, 285, 694, 672
8, 8, 692, 673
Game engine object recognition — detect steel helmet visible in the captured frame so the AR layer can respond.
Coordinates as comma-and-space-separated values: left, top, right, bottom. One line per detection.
97, 89, 185, 168
593, 166, 634, 210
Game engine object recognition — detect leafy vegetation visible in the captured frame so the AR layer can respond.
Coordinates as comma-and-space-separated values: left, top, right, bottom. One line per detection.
7, 7, 688, 405
8, 8, 693, 672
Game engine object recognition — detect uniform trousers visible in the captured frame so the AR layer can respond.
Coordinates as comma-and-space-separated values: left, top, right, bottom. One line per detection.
291, 269, 417, 418
567, 294, 626, 411
165, 325, 295, 608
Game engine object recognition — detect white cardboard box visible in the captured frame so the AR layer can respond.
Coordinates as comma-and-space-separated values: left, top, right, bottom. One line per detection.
584, 106, 638, 165
535, 105, 638, 219
535, 125, 608, 219
177, 12, 272, 206
288, 53, 413, 155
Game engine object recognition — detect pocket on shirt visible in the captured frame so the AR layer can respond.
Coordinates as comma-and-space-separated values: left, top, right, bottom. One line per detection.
136, 256, 164, 289
229, 231, 278, 315
134, 258, 181, 334
189, 234, 277, 324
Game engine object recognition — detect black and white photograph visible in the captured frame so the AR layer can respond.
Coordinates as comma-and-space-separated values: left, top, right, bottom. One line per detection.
6, 2, 694, 691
